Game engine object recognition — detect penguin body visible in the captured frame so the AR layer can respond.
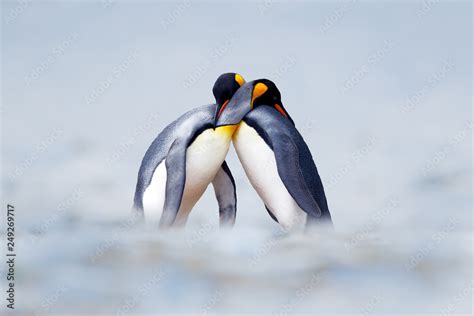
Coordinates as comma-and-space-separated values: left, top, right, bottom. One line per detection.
233, 106, 331, 229
233, 120, 307, 229
134, 104, 236, 227
134, 72, 246, 228
214, 78, 331, 230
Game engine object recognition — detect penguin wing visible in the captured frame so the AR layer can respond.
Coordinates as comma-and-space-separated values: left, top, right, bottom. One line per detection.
159, 138, 188, 227
133, 104, 215, 214
245, 106, 330, 220
272, 133, 323, 218
212, 161, 237, 227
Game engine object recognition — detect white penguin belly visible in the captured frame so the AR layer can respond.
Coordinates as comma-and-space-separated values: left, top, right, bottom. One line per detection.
233, 122, 307, 230
143, 126, 235, 226
142, 160, 167, 224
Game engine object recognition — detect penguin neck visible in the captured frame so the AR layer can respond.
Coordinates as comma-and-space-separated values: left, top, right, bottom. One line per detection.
214, 125, 238, 138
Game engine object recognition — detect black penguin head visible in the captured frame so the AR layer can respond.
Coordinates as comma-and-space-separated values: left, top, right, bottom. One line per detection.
212, 73, 245, 126
215, 78, 294, 127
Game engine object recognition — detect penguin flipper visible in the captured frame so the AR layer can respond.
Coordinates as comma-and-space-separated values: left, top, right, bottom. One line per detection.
272, 133, 323, 218
159, 139, 187, 228
212, 161, 237, 227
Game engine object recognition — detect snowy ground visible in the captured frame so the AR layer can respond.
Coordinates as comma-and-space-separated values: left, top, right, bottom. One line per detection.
1, 1, 472, 315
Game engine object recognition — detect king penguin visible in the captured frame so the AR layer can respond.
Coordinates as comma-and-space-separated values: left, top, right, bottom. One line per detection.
133, 73, 246, 228
215, 79, 332, 230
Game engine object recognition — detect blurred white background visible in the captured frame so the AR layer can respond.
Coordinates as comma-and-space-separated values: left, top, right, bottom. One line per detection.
1, 1, 472, 315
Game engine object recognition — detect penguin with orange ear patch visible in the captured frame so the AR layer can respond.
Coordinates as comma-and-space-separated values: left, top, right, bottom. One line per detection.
215, 79, 332, 230
133, 73, 246, 228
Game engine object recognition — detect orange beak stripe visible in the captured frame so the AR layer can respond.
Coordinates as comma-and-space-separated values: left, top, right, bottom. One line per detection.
274, 103, 288, 118
217, 99, 230, 118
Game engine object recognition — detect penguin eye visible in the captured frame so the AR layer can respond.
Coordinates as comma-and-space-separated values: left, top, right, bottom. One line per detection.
251, 83, 268, 107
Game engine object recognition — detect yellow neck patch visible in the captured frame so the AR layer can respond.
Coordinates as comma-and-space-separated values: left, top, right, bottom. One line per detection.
215, 125, 238, 138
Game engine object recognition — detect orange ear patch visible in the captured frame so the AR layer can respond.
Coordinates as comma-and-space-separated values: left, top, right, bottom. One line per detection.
274, 104, 288, 118
235, 74, 245, 86
251, 83, 268, 108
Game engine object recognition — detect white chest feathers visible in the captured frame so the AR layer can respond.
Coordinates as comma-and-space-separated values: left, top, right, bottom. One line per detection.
233, 122, 307, 230
142, 126, 235, 225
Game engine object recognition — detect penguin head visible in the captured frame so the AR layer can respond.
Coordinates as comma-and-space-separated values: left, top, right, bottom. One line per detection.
213, 73, 246, 126
215, 79, 294, 127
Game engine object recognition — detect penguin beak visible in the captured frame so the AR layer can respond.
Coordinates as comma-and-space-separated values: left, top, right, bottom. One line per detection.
213, 105, 220, 128
215, 82, 254, 127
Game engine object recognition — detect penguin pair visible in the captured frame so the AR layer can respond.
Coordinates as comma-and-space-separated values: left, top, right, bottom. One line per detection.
133, 73, 331, 230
